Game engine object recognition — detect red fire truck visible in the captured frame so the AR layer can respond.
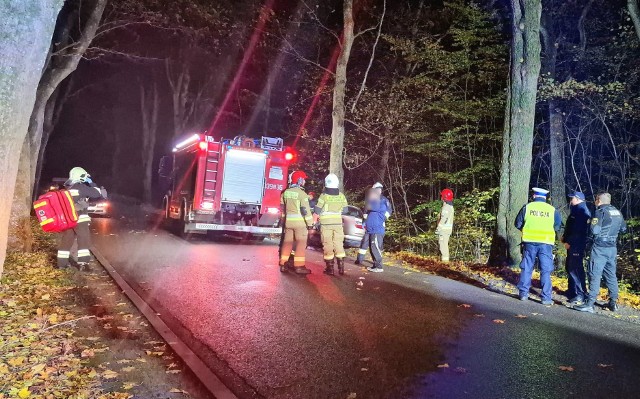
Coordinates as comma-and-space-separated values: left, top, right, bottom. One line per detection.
159, 133, 295, 239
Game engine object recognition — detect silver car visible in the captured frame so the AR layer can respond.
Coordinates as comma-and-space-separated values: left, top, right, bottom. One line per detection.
308, 205, 365, 248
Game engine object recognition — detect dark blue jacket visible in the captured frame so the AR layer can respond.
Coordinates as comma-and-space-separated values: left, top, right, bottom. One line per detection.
365, 198, 388, 234
562, 202, 591, 249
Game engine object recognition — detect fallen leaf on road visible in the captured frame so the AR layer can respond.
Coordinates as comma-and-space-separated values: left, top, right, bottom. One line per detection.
117, 359, 133, 364
403, 272, 412, 274
81, 349, 95, 358
356, 281, 364, 287
437, 363, 449, 368
457, 304, 472, 308
492, 319, 505, 324
358, 277, 365, 280
169, 388, 189, 394
122, 382, 137, 390
166, 369, 181, 374
558, 366, 574, 372
41, 294, 50, 300
361, 368, 368, 372
135, 358, 147, 363
515, 314, 528, 318
359, 357, 370, 362
473, 314, 485, 317
17, 387, 30, 398
121, 366, 136, 372
597, 364, 613, 368
531, 313, 542, 316
94, 347, 109, 353
347, 393, 357, 399
103, 369, 119, 379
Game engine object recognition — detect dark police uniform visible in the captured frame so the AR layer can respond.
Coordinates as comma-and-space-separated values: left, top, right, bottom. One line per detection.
562, 201, 591, 302
584, 204, 627, 308
515, 194, 562, 303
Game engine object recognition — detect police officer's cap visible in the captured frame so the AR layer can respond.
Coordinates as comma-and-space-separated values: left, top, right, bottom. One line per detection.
532, 187, 549, 197
568, 191, 586, 201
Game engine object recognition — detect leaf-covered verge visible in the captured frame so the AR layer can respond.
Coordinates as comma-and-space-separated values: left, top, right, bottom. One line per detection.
391, 251, 640, 322
0, 224, 207, 399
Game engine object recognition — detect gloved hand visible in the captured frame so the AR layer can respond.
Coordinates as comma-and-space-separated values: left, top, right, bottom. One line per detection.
564, 243, 570, 250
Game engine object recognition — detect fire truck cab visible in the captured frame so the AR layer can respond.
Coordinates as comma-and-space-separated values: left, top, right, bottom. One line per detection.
159, 133, 294, 239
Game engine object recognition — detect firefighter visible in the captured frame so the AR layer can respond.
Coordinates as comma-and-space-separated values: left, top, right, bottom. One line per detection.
560, 191, 591, 304
515, 187, 562, 304
314, 173, 349, 275
575, 192, 627, 313
279, 170, 313, 274
57, 167, 106, 270
436, 189, 455, 262
356, 182, 392, 265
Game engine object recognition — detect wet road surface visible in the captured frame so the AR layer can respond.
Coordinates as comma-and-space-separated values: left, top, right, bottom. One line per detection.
90, 207, 640, 399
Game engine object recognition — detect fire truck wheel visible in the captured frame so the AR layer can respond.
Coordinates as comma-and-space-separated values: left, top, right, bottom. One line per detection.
174, 203, 189, 239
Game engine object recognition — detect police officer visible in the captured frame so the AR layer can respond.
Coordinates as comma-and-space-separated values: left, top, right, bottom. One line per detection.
436, 189, 455, 262
560, 191, 591, 304
279, 170, 313, 275
575, 193, 627, 313
356, 182, 392, 265
57, 167, 107, 270
515, 187, 562, 304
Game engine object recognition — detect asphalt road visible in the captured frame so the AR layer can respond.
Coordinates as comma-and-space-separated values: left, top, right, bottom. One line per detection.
90, 206, 640, 399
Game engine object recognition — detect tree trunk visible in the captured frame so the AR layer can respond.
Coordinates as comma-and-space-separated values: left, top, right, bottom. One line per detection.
629, 0, 640, 41
330, 0, 355, 187
8, 0, 106, 252
140, 81, 160, 204
493, 0, 542, 267
541, 11, 568, 219
0, 0, 64, 275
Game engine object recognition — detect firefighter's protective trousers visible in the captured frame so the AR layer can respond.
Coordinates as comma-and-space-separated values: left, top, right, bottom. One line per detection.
57, 218, 91, 267
436, 202, 454, 262
280, 220, 308, 267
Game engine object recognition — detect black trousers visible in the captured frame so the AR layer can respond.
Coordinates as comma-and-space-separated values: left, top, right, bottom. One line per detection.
369, 233, 384, 268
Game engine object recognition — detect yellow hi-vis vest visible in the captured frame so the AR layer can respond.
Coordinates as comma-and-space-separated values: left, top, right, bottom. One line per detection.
522, 201, 556, 245
316, 192, 348, 226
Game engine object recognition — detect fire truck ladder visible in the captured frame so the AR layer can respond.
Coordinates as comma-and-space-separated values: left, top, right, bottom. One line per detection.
202, 147, 220, 205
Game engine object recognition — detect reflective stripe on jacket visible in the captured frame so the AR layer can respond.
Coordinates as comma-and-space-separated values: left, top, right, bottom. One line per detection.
315, 192, 348, 226
521, 201, 557, 245
281, 186, 312, 226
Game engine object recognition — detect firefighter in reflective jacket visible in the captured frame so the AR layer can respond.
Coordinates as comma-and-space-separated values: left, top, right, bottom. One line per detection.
515, 187, 562, 304
575, 192, 627, 313
279, 170, 313, 274
315, 173, 349, 275
436, 189, 455, 262
57, 167, 106, 270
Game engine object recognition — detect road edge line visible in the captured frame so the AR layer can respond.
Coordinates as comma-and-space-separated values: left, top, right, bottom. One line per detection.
91, 246, 239, 399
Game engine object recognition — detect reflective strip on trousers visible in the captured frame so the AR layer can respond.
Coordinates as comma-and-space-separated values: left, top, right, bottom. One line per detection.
57, 251, 70, 259
78, 249, 91, 257
78, 215, 91, 223
358, 248, 367, 255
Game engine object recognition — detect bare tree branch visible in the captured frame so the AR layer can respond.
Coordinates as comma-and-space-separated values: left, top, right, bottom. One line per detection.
351, 0, 386, 113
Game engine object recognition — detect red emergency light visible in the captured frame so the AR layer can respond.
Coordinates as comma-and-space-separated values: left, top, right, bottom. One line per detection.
199, 141, 208, 151
284, 149, 296, 161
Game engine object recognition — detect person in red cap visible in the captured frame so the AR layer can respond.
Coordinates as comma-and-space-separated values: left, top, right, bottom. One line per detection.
279, 170, 313, 274
436, 189, 455, 262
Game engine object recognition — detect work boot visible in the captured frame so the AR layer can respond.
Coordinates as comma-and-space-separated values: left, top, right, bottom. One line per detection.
574, 303, 595, 313
294, 266, 312, 275
337, 258, 345, 275
354, 255, 363, 265
279, 263, 287, 273
608, 300, 618, 312
324, 259, 335, 275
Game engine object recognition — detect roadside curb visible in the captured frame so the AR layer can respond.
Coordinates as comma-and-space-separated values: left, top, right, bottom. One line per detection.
91, 246, 239, 399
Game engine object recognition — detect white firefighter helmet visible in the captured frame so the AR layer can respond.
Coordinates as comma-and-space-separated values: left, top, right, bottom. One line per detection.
69, 167, 90, 183
325, 173, 339, 189
372, 182, 383, 189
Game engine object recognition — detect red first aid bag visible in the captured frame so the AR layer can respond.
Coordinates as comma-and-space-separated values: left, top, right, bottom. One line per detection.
33, 190, 78, 233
